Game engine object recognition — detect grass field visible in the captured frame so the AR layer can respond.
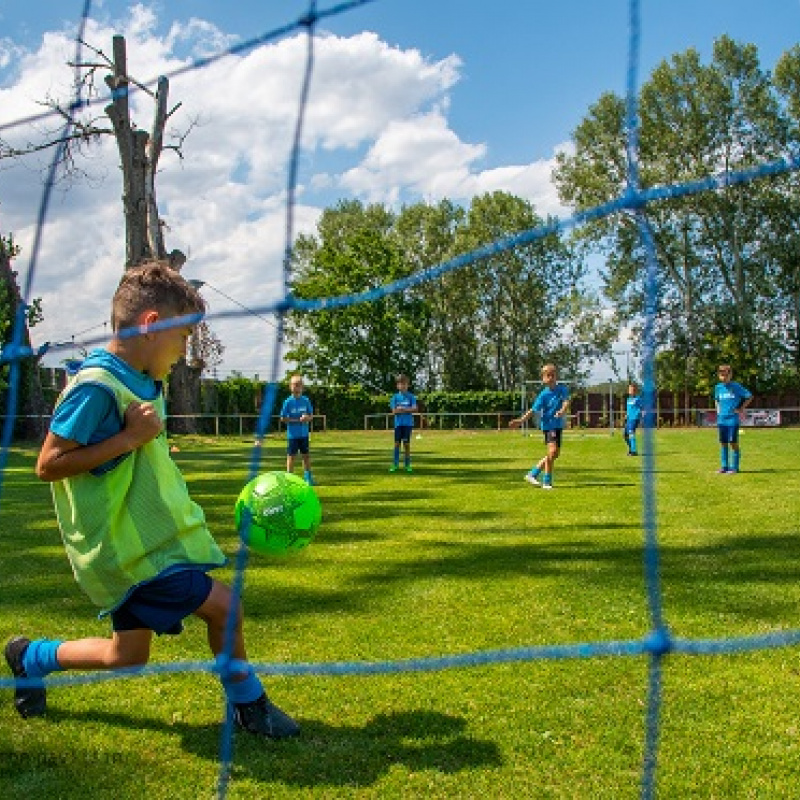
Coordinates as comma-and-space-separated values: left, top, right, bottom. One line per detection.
2, 427, 800, 799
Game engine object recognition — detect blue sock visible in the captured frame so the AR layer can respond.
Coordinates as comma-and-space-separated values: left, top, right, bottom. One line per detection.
404, 455, 410, 467
542, 473, 552, 486
22, 638, 64, 678
530, 467, 541, 478
223, 666, 264, 705
733, 451, 740, 471
393, 448, 400, 466
720, 446, 729, 470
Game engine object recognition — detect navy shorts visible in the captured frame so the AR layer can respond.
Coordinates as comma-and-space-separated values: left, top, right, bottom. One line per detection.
718, 423, 739, 445
287, 436, 310, 456
543, 429, 563, 447
625, 419, 640, 436
111, 570, 213, 635
394, 424, 413, 444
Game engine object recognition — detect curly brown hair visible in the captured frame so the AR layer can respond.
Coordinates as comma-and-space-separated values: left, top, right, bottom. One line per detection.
111, 262, 206, 332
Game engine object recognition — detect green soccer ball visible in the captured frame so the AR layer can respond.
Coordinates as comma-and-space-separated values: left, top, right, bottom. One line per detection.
234, 471, 321, 556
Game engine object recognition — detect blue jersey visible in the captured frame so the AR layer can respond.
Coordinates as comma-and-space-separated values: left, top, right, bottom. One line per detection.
714, 381, 751, 426
50, 349, 162, 475
626, 395, 642, 423
280, 395, 313, 439
532, 384, 570, 430
390, 391, 416, 427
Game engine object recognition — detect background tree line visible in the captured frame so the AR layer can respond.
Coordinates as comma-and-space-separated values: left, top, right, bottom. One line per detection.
4, 34, 800, 423
288, 36, 800, 397
285, 193, 614, 393
554, 35, 800, 395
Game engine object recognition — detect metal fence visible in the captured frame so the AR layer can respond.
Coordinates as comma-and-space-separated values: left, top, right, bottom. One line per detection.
0, 413, 327, 439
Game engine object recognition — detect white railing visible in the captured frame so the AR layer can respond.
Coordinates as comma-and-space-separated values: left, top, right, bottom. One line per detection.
364, 411, 518, 431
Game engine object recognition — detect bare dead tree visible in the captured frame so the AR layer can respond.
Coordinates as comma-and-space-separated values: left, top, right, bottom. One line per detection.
1, 34, 223, 431
1, 34, 194, 269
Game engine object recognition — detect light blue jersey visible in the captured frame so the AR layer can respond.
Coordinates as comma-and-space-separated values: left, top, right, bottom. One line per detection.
390, 391, 416, 427
626, 395, 642, 423
714, 381, 751, 426
280, 395, 313, 439
532, 384, 570, 430
51, 349, 162, 475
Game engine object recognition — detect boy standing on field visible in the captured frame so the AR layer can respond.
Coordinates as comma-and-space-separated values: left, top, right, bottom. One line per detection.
624, 382, 642, 456
280, 375, 314, 485
714, 364, 752, 474
4, 262, 299, 739
389, 374, 417, 473
509, 364, 570, 490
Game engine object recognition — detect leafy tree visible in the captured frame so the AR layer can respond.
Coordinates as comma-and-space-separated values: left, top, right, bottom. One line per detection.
554, 36, 795, 392
448, 191, 609, 391
287, 200, 430, 392
393, 200, 488, 391
286, 194, 612, 393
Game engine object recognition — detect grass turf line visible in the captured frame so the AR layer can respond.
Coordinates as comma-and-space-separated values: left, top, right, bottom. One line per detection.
1, 428, 800, 798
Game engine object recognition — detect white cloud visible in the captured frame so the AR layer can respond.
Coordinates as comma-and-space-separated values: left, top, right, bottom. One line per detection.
0, 6, 568, 376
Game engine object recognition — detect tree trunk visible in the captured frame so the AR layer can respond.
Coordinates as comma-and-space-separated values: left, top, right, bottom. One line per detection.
0, 240, 47, 439
167, 357, 202, 434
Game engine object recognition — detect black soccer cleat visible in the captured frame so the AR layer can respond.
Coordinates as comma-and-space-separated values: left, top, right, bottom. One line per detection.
233, 693, 300, 739
4, 636, 47, 718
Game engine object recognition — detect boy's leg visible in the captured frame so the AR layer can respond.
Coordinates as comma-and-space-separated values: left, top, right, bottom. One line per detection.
390, 432, 400, 471
403, 440, 412, 471
194, 581, 299, 738
718, 426, 730, 472
5, 629, 152, 718
730, 431, 741, 472
55, 630, 153, 670
302, 452, 313, 484
542, 443, 559, 488
526, 455, 547, 484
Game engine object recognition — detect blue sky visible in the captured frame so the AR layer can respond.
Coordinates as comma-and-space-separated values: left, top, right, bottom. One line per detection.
2, 1, 800, 378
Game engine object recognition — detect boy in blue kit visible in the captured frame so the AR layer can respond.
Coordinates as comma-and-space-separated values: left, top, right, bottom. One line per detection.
389, 374, 417, 473
714, 364, 752, 474
4, 262, 299, 739
280, 375, 314, 485
509, 364, 570, 490
623, 382, 642, 456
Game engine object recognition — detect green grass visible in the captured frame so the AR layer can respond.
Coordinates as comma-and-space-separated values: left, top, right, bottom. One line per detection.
2, 428, 800, 798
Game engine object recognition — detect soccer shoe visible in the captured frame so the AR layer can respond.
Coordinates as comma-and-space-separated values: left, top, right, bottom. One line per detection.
405, 465, 413, 473
717, 468, 730, 474
233, 693, 300, 739
4, 636, 46, 718
727, 469, 739, 474
524, 473, 540, 486
541, 484, 554, 490
389, 465, 399, 473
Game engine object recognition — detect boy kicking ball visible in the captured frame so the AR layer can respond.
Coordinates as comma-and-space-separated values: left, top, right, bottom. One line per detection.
5, 262, 298, 739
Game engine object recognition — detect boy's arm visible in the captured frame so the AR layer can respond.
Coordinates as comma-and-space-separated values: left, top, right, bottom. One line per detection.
36, 401, 163, 482
738, 390, 753, 417
509, 409, 533, 428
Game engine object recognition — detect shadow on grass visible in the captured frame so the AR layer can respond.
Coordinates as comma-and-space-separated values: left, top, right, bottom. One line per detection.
30, 706, 503, 791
